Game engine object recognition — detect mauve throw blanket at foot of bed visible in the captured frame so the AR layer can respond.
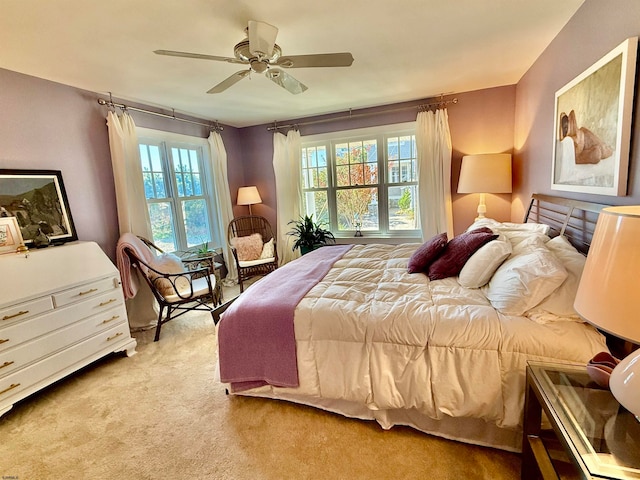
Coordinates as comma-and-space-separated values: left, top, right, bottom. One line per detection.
218, 244, 353, 392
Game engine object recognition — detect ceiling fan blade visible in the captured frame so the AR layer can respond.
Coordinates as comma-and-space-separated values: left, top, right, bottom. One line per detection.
275, 52, 354, 68
248, 20, 278, 57
266, 68, 308, 95
154, 49, 245, 64
207, 70, 251, 94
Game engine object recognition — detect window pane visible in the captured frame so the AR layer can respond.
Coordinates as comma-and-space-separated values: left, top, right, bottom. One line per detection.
389, 185, 417, 230
387, 137, 399, 160
336, 187, 378, 231
183, 199, 211, 247
399, 135, 413, 159
153, 173, 166, 198
336, 165, 349, 187
365, 139, 377, 162
148, 202, 176, 252
303, 190, 329, 225
335, 144, 349, 165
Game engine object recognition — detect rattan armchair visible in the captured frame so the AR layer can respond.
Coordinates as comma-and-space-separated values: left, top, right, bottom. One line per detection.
227, 215, 278, 292
124, 237, 219, 341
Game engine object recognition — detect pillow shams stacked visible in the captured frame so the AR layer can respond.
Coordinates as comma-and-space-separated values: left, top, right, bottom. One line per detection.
482, 236, 567, 316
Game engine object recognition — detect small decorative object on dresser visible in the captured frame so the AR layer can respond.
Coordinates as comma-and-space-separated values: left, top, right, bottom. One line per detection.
0, 242, 137, 418
0, 217, 24, 255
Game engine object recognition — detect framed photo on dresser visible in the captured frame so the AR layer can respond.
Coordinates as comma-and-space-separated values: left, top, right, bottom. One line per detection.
0, 216, 24, 254
0, 169, 77, 246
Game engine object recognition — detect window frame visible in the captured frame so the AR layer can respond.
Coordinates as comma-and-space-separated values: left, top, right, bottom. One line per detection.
137, 127, 220, 253
301, 122, 420, 239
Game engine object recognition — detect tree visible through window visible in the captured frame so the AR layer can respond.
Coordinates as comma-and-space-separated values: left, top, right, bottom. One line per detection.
139, 136, 217, 253
301, 125, 418, 236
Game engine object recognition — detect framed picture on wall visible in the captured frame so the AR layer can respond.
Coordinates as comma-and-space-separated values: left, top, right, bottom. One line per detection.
0, 169, 77, 246
551, 37, 637, 196
0, 217, 24, 254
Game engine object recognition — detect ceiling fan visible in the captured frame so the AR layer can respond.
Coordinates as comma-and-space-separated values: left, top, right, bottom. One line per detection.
154, 20, 354, 95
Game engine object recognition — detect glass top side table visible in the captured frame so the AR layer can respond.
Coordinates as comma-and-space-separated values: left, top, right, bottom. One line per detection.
523, 361, 640, 480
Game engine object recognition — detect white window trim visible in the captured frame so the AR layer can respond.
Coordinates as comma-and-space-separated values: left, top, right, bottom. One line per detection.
136, 128, 221, 252
301, 122, 420, 241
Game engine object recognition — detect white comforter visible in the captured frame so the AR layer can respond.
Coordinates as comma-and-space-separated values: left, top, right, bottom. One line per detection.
254, 243, 606, 431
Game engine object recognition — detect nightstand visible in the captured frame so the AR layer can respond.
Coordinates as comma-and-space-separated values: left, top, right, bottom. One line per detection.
522, 362, 640, 480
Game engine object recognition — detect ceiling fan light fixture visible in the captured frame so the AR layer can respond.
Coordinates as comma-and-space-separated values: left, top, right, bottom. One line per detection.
248, 20, 278, 57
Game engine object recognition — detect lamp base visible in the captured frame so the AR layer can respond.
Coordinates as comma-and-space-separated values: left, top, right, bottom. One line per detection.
475, 193, 487, 221
610, 348, 640, 420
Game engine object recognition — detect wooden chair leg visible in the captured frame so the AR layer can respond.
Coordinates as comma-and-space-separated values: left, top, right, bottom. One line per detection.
154, 304, 166, 342
239, 274, 245, 293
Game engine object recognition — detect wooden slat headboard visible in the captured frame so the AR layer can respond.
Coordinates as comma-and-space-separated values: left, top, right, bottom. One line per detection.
523, 193, 609, 254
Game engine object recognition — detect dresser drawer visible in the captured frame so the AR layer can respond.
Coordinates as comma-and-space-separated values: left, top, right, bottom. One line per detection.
53, 276, 119, 307
0, 290, 125, 354
0, 305, 127, 378
0, 296, 54, 326
0, 321, 132, 404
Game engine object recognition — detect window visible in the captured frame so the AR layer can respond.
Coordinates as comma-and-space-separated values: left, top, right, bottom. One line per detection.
138, 129, 219, 253
301, 123, 418, 237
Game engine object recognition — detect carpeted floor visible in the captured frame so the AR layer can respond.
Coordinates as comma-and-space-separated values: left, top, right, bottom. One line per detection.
1, 285, 521, 479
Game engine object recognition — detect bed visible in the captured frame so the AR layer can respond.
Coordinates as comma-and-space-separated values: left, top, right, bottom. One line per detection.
215, 194, 610, 452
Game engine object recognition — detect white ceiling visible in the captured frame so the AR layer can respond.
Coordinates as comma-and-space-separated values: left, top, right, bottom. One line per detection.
0, 0, 584, 128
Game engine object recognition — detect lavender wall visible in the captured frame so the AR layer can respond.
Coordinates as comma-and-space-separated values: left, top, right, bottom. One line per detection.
238, 86, 516, 235
0, 68, 243, 260
514, 0, 640, 219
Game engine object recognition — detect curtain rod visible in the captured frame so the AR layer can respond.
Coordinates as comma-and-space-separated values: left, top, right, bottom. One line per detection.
267, 97, 458, 132
97, 96, 223, 132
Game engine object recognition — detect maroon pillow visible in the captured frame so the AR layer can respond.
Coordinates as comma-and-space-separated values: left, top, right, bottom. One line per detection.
407, 232, 448, 273
427, 227, 498, 280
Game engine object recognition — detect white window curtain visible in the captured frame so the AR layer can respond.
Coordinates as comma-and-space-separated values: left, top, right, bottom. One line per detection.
207, 131, 238, 285
416, 108, 454, 240
107, 110, 155, 330
273, 129, 302, 265
107, 111, 152, 237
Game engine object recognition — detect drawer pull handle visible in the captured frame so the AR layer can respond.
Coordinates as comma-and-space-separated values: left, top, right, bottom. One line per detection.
102, 315, 120, 324
0, 361, 14, 370
0, 383, 20, 396
78, 288, 99, 296
2, 310, 29, 321
99, 299, 117, 307
0, 339, 9, 345
107, 332, 124, 342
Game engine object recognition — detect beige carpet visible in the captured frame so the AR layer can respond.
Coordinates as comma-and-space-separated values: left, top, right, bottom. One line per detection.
1, 286, 520, 479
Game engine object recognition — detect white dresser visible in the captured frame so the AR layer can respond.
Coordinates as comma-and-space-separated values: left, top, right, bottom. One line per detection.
0, 241, 137, 418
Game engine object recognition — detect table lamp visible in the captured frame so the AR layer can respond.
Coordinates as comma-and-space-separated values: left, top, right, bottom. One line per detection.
237, 186, 262, 215
574, 206, 640, 418
457, 153, 512, 220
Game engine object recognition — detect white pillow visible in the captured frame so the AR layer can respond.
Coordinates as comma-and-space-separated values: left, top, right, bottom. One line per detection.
259, 238, 275, 259
148, 253, 189, 296
468, 219, 550, 247
536, 235, 586, 316
482, 243, 568, 315
458, 235, 512, 288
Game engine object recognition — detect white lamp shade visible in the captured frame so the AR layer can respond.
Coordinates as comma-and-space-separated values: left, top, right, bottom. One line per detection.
574, 206, 640, 343
574, 205, 640, 418
237, 186, 262, 206
457, 154, 512, 194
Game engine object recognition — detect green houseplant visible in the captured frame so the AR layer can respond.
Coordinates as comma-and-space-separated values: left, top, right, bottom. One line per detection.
287, 215, 336, 255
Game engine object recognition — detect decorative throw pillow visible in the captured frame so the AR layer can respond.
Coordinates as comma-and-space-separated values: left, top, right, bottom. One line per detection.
148, 253, 189, 297
482, 243, 568, 316
407, 232, 448, 273
232, 233, 263, 261
259, 238, 275, 259
458, 234, 512, 288
536, 235, 586, 317
428, 228, 498, 281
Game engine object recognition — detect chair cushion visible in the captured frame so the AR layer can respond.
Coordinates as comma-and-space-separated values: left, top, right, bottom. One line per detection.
260, 238, 275, 259
162, 275, 215, 303
238, 257, 276, 268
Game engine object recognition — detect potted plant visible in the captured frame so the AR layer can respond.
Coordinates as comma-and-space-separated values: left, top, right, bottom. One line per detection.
287, 215, 335, 255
